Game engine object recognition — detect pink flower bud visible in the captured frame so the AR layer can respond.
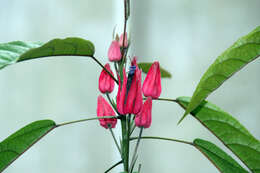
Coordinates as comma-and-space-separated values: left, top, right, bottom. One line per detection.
142, 61, 162, 99
116, 66, 143, 115
119, 32, 128, 47
135, 97, 152, 128
108, 41, 122, 62
131, 56, 138, 67
98, 63, 115, 93
116, 68, 127, 115
125, 66, 143, 114
97, 95, 117, 129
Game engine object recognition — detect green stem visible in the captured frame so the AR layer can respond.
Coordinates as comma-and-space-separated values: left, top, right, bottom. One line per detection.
130, 127, 143, 173
130, 124, 136, 136
138, 164, 142, 173
56, 116, 117, 127
155, 97, 177, 102
20, 55, 118, 84
91, 56, 118, 84
130, 136, 193, 146
143, 97, 177, 103
108, 126, 122, 155
106, 93, 119, 115
104, 160, 123, 173
121, 116, 129, 172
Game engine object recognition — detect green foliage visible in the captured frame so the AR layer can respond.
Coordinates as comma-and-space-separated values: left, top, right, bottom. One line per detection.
0, 120, 56, 172
194, 139, 248, 173
0, 37, 95, 70
138, 62, 172, 78
177, 97, 260, 173
179, 26, 260, 123
0, 41, 42, 69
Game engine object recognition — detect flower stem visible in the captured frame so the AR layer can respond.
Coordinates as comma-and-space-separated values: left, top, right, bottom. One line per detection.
121, 116, 129, 172
91, 56, 118, 84
155, 97, 177, 102
106, 93, 119, 115
143, 97, 178, 103
130, 136, 193, 146
130, 127, 143, 173
56, 116, 117, 127
108, 126, 122, 155
104, 160, 123, 173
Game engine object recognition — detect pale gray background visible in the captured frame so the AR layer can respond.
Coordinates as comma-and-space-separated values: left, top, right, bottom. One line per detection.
0, 0, 259, 173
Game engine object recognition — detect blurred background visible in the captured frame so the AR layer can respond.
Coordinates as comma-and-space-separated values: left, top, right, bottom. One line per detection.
0, 0, 259, 173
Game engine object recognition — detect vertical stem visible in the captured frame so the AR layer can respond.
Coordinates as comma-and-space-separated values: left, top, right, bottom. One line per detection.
121, 116, 129, 172
130, 127, 143, 172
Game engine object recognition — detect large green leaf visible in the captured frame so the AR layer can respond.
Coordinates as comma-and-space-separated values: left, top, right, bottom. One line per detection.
179, 26, 260, 123
0, 37, 95, 70
194, 139, 248, 173
138, 62, 172, 78
0, 120, 56, 172
177, 96, 260, 173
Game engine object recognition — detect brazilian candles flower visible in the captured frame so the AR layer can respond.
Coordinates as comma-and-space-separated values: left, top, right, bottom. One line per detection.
117, 68, 127, 115
98, 63, 115, 93
116, 65, 143, 115
108, 41, 122, 61
135, 97, 152, 128
142, 61, 162, 99
125, 65, 142, 114
97, 95, 117, 128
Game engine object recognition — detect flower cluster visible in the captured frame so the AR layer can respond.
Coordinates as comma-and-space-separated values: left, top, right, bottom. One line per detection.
96, 33, 162, 129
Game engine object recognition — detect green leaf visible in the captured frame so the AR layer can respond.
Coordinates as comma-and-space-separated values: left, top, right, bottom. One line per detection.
179, 26, 260, 123
194, 139, 248, 173
0, 37, 95, 70
138, 62, 172, 78
0, 120, 56, 172
177, 96, 260, 173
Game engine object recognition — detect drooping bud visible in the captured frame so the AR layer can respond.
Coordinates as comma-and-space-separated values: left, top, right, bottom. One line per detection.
119, 32, 128, 47
97, 95, 117, 129
142, 61, 162, 99
98, 63, 115, 93
108, 41, 122, 62
135, 97, 152, 128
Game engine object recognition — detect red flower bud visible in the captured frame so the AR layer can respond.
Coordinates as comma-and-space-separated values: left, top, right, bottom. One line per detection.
116, 68, 127, 115
97, 95, 117, 129
131, 56, 138, 67
98, 63, 115, 93
135, 97, 152, 128
119, 32, 128, 47
116, 66, 143, 115
125, 66, 143, 114
108, 41, 122, 62
142, 61, 162, 99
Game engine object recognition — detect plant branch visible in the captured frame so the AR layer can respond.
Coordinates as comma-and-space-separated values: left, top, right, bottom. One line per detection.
108, 126, 122, 155
104, 160, 123, 173
121, 116, 130, 172
130, 136, 193, 146
106, 93, 120, 115
143, 97, 178, 103
91, 56, 118, 84
130, 127, 143, 173
19, 54, 118, 84
56, 116, 118, 127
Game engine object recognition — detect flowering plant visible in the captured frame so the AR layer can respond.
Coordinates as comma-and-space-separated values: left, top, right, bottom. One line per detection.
0, 1, 259, 173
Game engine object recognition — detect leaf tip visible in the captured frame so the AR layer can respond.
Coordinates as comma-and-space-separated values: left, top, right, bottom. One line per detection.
177, 113, 187, 125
